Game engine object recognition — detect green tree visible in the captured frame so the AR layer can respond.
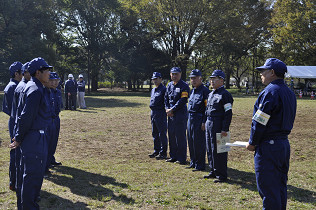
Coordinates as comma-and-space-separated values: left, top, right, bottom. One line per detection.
120, 0, 213, 81
0, 0, 57, 83
269, 0, 316, 65
57, 0, 120, 91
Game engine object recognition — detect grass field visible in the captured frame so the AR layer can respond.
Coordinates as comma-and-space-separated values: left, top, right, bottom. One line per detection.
0, 88, 315, 209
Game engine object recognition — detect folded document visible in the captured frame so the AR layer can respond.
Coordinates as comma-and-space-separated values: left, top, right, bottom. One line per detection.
225, 141, 248, 148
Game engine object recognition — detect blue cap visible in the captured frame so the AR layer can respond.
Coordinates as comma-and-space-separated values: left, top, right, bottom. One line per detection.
210, 70, 225, 80
53, 72, 60, 80
189, 69, 202, 77
9, 61, 23, 77
49, 72, 56, 79
28, 57, 53, 75
21, 62, 30, 74
151, 72, 162, 79
256, 58, 287, 74
170, 67, 181, 73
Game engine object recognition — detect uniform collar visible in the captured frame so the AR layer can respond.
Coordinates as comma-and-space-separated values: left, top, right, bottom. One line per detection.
172, 79, 183, 86
31, 77, 44, 88
193, 84, 203, 91
270, 79, 285, 85
10, 78, 19, 84
213, 85, 224, 92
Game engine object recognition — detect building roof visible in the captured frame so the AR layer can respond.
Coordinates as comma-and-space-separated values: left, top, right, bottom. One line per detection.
286, 66, 316, 79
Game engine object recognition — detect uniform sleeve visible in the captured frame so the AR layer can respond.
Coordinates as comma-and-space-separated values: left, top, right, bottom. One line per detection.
2, 86, 15, 116
221, 92, 233, 132
14, 91, 41, 142
64, 81, 69, 93
165, 85, 171, 109
171, 85, 190, 112
248, 92, 275, 145
202, 89, 210, 123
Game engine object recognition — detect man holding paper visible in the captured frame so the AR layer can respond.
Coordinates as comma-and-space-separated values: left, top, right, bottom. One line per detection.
246, 58, 297, 209
204, 70, 233, 183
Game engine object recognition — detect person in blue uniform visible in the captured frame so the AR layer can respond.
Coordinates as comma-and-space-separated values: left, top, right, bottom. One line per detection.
2, 61, 23, 191
187, 69, 210, 171
246, 58, 297, 209
45, 72, 63, 176
64, 74, 77, 110
11, 62, 31, 204
9, 57, 52, 209
50, 72, 63, 167
204, 70, 233, 183
165, 67, 190, 164
148, 72, 168, 159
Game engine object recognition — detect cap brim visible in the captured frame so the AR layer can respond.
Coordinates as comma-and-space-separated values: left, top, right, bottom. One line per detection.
189, 75, 198, 77
151, 77, 158, 79
255, 65, 270, 70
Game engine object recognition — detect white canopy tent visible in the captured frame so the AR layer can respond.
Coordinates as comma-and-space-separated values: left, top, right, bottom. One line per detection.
286, 66, 316, 79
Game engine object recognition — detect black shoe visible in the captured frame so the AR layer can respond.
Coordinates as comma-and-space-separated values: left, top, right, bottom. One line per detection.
214, 178, 227, 183
192, 168, 205, 172
36, 195, 41, 202
148, 152, 159, 158
44, 171, 51, 178
51, 161, 62, 166
155, 154, 167, 160
203, 174, 216, 179
175, 160, 186, 165
166, 158, 177, 163
9, 185, 16, 192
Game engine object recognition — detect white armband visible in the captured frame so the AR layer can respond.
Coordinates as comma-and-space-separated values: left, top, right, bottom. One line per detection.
252, 110, 270, 126
224, 103, 232, 112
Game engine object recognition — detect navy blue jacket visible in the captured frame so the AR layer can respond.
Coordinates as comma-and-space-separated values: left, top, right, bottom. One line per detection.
165, 80, 190, 113
14, 77, 51, 143
150, 83, 166, 111
188, 84, 210, 123
53, 89, 63, 116
2, 78, 19, 116
77, 80, 85, 92
65, 79, 77, 93
249, 79, 297, 145
12, 78, 29, 124
205, 86, 233, 132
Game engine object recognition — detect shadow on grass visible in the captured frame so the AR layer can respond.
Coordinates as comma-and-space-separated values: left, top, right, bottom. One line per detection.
227, 168, 316, 205
84, 97, 143, 109
47, 166, 135, 205
40, 190, 89, 209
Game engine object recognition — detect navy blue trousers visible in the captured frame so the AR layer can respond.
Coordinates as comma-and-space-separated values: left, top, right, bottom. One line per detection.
18, 130, 48, 210
205, 118, 228, 180
9, 117, 16, 188
255, 139, 290, 210
151, 110, 168, 156
167, 112, 187, 162
46, 117, 60, 171
187, 113, 206, 170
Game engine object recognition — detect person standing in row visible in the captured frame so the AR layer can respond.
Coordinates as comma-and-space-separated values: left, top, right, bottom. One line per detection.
50, 72, 63, 167
77, 74, 87, 109
246, 58, 297, 209
9, 57, 53, 209
204, 70, 233, 183
2, 61, 23, 191
165, 67, 190, 164
64, 74, 77, 110
44, 72, 63, 177
11, 62, 31, 205
187, 69, 210, 171
148, 72, 168, 159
